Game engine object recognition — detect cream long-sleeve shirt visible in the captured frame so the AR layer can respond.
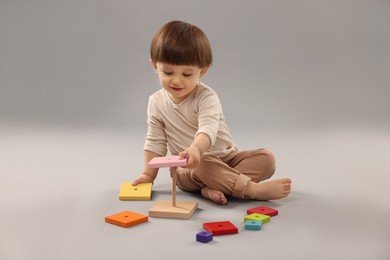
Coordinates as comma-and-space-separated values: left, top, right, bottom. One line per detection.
144, 82, 237, 157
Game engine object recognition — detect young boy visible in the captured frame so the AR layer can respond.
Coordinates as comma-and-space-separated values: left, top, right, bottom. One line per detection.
132, 21, 291, 205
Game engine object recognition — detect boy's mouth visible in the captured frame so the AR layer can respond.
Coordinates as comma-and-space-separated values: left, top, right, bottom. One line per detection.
171, 87, 183, 92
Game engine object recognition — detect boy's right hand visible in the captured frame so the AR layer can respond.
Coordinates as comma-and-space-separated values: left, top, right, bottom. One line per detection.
132, 174, 155, 186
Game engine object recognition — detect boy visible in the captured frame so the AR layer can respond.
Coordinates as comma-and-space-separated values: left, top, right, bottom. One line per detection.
132, 21, 291, 204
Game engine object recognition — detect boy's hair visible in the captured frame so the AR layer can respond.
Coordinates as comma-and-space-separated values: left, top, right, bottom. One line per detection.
150, 21, 212, 68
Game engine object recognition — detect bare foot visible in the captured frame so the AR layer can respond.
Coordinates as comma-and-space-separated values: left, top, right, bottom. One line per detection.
201, 187, 228, 205
245, 178, 292, 200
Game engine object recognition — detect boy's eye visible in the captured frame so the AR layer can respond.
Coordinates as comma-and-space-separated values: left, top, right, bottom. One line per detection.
183, 74, 192, 77
163, 71, 173, 75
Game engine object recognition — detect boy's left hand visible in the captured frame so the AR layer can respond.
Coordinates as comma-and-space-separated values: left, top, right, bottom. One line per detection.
179, 133, 210, 168
179, 146, 201, 168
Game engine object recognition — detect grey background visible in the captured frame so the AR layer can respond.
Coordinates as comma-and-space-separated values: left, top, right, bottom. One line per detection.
1, 1, 389, 260
1, 0, 389, 129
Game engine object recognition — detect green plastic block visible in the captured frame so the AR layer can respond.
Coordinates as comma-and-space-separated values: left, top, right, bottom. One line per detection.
244, 213, 271, 224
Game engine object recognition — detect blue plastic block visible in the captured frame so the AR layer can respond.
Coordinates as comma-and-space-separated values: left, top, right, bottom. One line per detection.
245, 220, 262, 231
196, 231, 213, 243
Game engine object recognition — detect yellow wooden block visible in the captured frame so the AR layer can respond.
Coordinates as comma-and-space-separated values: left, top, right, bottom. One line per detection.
119, 182, 152, 200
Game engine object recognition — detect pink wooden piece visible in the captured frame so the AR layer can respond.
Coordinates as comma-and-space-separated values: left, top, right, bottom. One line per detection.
147, 156, 187, 168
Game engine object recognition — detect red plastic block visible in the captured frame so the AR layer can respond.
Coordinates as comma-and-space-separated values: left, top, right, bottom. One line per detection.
147, 156, 187, 168
247, 206, 278, 217
105, 211, 148, 228
203, 221, 238, 235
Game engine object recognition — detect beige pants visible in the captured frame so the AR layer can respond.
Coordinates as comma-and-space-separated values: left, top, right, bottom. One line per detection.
173, 149, 276, 199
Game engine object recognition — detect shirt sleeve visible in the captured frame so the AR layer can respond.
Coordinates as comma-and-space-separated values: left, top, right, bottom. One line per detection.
143, 96, 168, 156
195, 90, 221, 147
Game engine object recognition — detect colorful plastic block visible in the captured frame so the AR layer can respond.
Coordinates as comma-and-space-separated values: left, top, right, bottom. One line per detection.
244, 213, 271, 224
147, 156, 187, 168
119, 182, 152, 200
196, 231, 213, 243
247, 206, 278, 216
245, 220, 262, 231
105, 211, 148, 228
203, 221, 238, 235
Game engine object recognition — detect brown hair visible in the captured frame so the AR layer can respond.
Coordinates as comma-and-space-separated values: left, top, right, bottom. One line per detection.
150, 21, 212, 68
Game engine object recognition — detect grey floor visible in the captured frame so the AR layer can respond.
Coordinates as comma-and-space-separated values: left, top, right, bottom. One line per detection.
1, 125, 389, 260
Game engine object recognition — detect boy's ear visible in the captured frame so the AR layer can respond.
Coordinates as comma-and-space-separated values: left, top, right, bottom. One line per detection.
149, 59, 158, 73
199, 67, 209, 77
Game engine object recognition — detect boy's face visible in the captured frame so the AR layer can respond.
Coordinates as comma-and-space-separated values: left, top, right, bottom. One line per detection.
151, 61, 208, 104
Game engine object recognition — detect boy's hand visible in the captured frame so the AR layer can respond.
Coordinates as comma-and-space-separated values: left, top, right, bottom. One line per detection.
179, 146, 201, 168
179, 133, 211, 168
132, 174, 155, 186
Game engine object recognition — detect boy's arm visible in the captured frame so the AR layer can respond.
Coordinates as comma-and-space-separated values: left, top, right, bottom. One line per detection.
179, 133, 211, 168
132, 150, 161, 185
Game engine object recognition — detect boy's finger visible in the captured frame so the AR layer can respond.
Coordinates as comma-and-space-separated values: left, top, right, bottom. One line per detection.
179, 152, 188, 159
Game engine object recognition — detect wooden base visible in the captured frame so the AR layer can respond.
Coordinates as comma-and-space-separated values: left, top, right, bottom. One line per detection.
149, 200, 198, 219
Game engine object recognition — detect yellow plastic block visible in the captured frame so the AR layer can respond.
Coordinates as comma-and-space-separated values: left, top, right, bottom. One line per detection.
119, 182, 152, 200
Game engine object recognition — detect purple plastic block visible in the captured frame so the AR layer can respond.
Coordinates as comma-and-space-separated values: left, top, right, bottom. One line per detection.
196, 231, 213, 243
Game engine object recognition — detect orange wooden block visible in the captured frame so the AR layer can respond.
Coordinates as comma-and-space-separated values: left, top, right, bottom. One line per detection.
105, 211, 148, 228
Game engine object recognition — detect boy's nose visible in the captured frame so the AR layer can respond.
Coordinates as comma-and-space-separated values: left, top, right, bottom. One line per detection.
171, 77, 180, 86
